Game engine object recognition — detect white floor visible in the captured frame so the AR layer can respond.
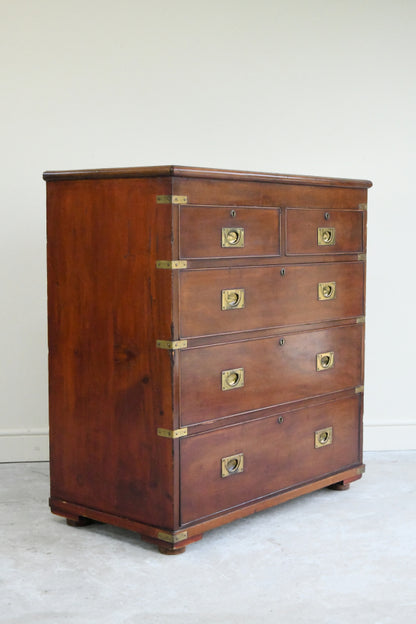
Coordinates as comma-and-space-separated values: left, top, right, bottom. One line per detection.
1, 452, 415, 624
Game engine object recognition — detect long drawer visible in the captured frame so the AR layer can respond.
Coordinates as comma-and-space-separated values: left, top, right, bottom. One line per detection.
180, 324, 363, 425
286, 208, 365, 255
179, 262, 364, 338
180, 395, 361, 524
179, 205, 280, 258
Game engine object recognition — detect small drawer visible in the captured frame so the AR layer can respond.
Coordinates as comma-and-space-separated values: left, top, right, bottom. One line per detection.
180, 395, 361, 523
179, 262, 364, 338
286, 208, 364, 255
179, 324, 363, 426
179, 205, 280, 259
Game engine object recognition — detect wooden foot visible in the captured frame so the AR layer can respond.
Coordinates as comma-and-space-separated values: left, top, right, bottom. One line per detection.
66, 516, 94, 527
158, 546, 186, 555
328, 481, 350, 491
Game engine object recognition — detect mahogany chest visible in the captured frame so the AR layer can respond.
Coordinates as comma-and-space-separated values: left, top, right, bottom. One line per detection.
44, 165, 371, 553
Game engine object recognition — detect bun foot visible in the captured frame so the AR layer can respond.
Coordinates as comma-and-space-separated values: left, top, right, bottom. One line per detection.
66, 516, 94, 527
328, 481, 350, 491
158, 546, 186, 555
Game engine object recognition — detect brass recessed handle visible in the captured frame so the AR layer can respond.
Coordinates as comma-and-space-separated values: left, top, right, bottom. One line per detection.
222, 227, 245, 248
221, 288, 245, 310
317, 227, 336, 246
221, 453, 244, 477
222, 368, 245, 391
318, 281, 336, 300
315, 427, 333, 448
316, 351, 335, 371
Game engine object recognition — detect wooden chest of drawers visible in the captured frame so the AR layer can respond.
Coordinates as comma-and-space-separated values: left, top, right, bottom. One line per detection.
44, 165, 371, 554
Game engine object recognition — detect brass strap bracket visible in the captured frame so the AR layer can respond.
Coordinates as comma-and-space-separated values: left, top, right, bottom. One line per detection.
355, 385, 364, 394
156, 260, 188, 269
156, 339, 188, 350
157, 427, 188, 439
156, 195, 188, 204
356, 465, 366, 475
358, 203, 367, 210
357, 253, 366, 261
157, 530, 188, 544
356, 316, 365, 324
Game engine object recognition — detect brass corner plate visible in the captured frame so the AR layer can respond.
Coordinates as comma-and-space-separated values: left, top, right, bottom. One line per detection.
356, 316, 365, 324
318, 281, 336, 300
221, 453, 244, 478
315, 427, 333, 448
222, 227, 245, 248
221, 288, 245, 310
355, 385, 364, 394
157, 530, 188, 544
157, 427, 188, 439
358, 203, 367, 211
316, 351, 335, 371
156, 339, 188, 350
317, 227, 336, 246
156, 195, 188, 204
156, 260, 188, 269
357, 253, 366, 261
222, 368, 244, 391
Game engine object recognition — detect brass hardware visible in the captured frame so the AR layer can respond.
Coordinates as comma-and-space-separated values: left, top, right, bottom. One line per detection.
221, 453, 244, 478
222, 227, 245, 248
156, 260, 188, 269
156, 195, 188, 204
317, 227, 336, 246
156, 339, 188, 350
358, 203, 367, 211
222, 368, 244, 391
355, 385, 364, 394
316, 351, 335, 371
280, 268, 285, 276
356, 466, 366, 475
221, 288, 245, 310
318, 281, 336, 300
358, 253, 366, 261
315, 427, 333, 448
356, 316, 365, 324
157, 427, 188, 439
279, 338, 285, 346
277, 416, 284, 424
324, 212, 330, 220
157, 530, 188, 544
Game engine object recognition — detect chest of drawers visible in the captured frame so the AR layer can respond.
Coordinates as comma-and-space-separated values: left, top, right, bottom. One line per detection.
44, 165, 371, 554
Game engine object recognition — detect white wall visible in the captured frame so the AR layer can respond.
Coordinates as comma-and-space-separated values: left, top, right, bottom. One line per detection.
1, 0, 415, 460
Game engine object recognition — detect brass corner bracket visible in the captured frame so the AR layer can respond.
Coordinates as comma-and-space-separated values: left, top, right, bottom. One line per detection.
355, 385, 364, 394
156, 195, 188, 204
157, 530, 188, 544
156, 339, 188, 350
157, 427, 188, 439
156, 260, 188, 269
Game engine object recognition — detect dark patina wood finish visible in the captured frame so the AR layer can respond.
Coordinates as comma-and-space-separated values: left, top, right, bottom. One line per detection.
45, 165, 371, 553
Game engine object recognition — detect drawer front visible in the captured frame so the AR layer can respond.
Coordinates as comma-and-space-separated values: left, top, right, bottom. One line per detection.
180, 324, 362, 425
179, 262, 364, 338
286, 208, 364, 255
179, 205, 280, 259
180, 395, 361, 524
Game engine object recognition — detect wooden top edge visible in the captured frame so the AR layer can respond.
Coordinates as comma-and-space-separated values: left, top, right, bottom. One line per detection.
42, 165, 372, 188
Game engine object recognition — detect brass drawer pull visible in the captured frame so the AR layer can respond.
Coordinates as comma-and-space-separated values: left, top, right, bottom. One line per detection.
221, 288, 245, 310
222, 368, 244, 391
222, 227, 245, 248
315, 427, 333, 448
317, 227, 336, 246
221, 453, 244, 477
316, 351, 335, 371
318, 281, 336, 300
